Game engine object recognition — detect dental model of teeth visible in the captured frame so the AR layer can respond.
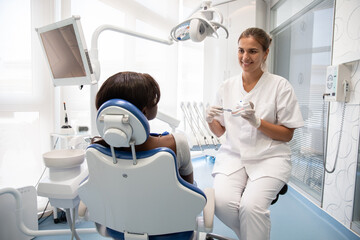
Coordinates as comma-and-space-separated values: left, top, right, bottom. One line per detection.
231, 100, 254, 116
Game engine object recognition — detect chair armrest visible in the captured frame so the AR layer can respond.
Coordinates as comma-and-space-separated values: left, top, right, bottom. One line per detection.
203, 187, 215, 231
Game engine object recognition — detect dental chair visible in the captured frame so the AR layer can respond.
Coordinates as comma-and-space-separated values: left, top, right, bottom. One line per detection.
78, 99, 215, 240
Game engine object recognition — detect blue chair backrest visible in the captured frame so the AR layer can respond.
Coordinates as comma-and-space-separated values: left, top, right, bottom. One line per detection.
78, 99, 206, 239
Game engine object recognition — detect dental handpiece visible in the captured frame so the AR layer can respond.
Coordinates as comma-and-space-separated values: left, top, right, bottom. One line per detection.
221, 108, 233, 112
63, 102, 68, 124
221, 101, 254, 115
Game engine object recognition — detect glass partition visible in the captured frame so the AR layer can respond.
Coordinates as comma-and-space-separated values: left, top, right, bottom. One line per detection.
271, 0, 334, 203
271, 0, 314, 30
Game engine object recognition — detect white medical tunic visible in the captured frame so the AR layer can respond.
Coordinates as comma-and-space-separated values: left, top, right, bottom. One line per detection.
212, 72, 304, 182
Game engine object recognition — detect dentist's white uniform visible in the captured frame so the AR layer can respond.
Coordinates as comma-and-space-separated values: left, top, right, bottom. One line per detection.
212, 71, 304, 240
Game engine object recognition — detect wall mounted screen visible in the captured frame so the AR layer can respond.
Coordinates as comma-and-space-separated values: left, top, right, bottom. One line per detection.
36, 16, 96, 86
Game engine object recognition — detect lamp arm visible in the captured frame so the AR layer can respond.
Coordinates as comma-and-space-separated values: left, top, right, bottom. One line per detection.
91, 24, 173, 51
156, 110, 180, 132
210, 21, 229, 38
206, 8, 224, 23
90, 24, 174, 81
89, 25, 175, 137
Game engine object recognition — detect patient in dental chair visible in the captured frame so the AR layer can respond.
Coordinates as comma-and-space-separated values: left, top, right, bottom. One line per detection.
92, 71, 194, 184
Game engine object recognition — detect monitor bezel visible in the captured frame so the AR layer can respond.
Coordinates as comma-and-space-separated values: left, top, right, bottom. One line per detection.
36, 16, 96, 87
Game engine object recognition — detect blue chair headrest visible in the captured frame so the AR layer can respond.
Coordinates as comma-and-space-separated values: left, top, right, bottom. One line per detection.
96, 99, 150, 147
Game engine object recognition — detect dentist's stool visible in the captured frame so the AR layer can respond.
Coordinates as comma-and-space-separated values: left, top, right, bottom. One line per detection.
78, 99, 215, 240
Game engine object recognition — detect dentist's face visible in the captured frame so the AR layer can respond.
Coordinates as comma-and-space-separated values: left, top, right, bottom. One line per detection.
238, 36, 269, 74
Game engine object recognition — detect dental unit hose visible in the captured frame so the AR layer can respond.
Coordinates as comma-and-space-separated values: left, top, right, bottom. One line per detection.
193, 103, 220, 147
181, 103, 202, 150
187, 103, 210, 147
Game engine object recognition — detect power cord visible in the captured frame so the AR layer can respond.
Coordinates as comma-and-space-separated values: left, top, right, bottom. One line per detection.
322, 97, 330, 172
35, 167, 47, 188
324, 101, 346, 173
323, 80, 349, 173
38, 200, 50, 221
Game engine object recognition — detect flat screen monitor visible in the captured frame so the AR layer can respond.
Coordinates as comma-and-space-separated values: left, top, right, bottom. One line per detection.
36, 16, 96, 86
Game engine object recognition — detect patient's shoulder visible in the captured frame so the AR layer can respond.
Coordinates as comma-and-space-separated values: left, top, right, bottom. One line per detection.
172, 132, 188, 144
142, 134, 176, 153
159, 134, 176, 153
171, 132, 190, 155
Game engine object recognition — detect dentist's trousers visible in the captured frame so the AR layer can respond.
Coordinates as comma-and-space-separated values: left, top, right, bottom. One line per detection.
213, 168, 285, 240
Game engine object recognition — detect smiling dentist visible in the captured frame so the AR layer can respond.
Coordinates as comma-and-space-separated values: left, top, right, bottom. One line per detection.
205, 27, 304, 240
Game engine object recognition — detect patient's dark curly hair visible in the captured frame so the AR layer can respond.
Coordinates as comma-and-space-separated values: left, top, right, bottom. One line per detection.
95, 71, 161, 111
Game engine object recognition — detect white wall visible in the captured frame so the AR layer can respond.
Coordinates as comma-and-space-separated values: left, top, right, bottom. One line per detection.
322, 0, 360, 228
203, 0, 267, 106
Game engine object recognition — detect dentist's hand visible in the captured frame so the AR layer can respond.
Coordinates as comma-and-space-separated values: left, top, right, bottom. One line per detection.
239, 109, 261, 128
206, 106, 223, 123
233, 101, 260, 128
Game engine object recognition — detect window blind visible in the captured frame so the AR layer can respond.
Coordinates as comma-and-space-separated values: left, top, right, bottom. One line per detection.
271, 0, 334, 203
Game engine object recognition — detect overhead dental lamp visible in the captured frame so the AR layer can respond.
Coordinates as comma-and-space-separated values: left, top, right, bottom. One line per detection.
170, 0, 229, 42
